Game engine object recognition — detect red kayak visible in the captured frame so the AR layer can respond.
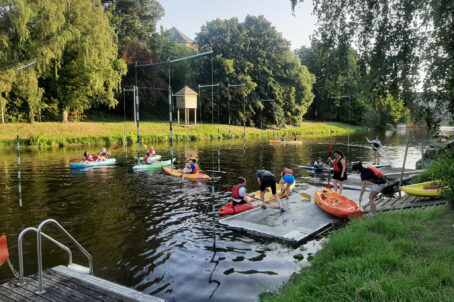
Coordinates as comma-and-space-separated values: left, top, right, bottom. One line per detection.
217, 202, 254, 215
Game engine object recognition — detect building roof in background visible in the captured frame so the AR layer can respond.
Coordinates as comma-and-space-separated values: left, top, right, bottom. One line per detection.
174, 86, 198, 96
170, 27, 194, 44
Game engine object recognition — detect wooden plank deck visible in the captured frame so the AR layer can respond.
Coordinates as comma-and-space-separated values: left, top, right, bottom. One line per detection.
362, 193, 448, 213
0, 265, 164, 302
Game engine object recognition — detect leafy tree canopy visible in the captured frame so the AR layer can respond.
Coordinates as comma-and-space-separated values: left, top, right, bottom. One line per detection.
195, 15, 315, 127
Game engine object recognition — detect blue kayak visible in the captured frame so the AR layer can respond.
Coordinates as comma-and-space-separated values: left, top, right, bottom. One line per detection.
296, 165, 333, 172
69, 158, 116, 169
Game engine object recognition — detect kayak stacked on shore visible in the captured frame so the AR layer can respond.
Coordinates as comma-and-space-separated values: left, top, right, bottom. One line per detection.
401, 181, 444, 197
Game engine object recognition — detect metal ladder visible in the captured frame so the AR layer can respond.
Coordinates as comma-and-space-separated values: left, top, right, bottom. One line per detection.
18, 218, 93, 294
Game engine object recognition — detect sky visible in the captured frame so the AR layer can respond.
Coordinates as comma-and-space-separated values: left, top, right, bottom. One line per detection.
157, 0, 317, 50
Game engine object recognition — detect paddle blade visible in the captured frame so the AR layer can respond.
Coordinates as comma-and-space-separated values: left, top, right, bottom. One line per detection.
300, 192, 311, 200
113, 146, 120, 150
69, 158, 78, 162
0, 235, 9, 266
326, 183, 332, 189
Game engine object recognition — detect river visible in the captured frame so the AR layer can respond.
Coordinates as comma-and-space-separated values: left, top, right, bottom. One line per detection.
0, 128, 430, 301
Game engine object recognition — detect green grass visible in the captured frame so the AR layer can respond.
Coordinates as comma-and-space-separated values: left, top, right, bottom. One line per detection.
0, 121, 365, 148
260, 207, 454, 302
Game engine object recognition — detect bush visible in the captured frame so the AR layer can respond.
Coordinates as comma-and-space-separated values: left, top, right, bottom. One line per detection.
422, 150, 454, 205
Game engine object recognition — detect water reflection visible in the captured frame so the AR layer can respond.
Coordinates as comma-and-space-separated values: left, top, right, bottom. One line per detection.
0, 130, 430, 301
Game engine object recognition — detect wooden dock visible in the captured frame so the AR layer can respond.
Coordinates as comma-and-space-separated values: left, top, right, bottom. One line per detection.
0, 265, 164, 302
362, 193, 448, 213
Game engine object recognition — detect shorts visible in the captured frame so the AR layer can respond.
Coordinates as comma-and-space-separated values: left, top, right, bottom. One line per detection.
333, 171, 347, 181
372, 183, 386, 192
233, 199, 247, 206
260, 176, 277, 195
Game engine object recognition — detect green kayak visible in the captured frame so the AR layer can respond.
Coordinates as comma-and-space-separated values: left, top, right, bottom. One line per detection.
133, 155, 162, 163
132, 158, 174, 171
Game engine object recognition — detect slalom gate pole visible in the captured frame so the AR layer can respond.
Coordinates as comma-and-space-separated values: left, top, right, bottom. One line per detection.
399, 132, 411, 196
169, 82, 174, 171
17, 135, 22, 207
135, 86, 140, 165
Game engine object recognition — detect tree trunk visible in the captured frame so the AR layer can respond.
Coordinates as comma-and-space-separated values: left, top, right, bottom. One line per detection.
1, 106, 4, 124
62, 110, 68, 122
29, 112, 35, 123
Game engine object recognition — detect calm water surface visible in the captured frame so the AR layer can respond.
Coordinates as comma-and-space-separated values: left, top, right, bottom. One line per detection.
0, 129, 429, 301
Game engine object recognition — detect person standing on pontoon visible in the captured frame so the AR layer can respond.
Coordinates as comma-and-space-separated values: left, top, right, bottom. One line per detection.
366, 136, 382, 165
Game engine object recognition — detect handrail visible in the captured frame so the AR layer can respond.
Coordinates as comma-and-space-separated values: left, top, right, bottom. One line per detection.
37, 219, 93, 294
18, 227, 73, 278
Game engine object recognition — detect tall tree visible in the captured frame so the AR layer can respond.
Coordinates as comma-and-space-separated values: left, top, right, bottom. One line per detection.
291, 0, 454, 130
196, 16, 315, 127
0, 0, 126, 122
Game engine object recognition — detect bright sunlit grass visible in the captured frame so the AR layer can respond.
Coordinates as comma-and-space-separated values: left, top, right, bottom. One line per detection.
0, 121, 365, 148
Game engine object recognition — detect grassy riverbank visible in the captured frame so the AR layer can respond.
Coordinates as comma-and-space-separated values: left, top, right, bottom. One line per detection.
0, 121, 365, 148
260, 207, 454, 301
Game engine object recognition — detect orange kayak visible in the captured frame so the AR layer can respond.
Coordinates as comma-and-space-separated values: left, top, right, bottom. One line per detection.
162, 166, 210, 180
314, 188, 363, 218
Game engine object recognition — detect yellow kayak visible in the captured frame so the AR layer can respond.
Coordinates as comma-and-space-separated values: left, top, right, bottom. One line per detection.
162, 166, 210, 180
270, 140, 303, 145
249, 182, 296, 202
401, 181, 443, 197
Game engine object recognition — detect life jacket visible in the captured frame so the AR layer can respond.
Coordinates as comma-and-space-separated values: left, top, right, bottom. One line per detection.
232, 185, 243, 201
148, 147, 155, 154
333, 157, 343, 172
366, 165, 384, 183
283, 168, 293, 175
101, 152, 108, 158
192, 165, 199, 174
143, 156, 148, 164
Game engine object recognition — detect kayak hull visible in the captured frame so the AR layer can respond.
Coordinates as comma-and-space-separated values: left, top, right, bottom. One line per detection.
69, 158, 116, 168
363, 160, 392, 168
162, 166, 210, 180
134, 155, 162, 163
270, 140, 303, 145
218, 202, 254, 215
401, 181, 443, 197
315, 188, 363, 219
133, 159, 174, 171
218, 182, 295, 215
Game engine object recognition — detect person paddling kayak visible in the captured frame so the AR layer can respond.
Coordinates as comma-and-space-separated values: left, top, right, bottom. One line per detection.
232, 176, 255, 207
181, 159, 199, 174
256, 170, 283, 212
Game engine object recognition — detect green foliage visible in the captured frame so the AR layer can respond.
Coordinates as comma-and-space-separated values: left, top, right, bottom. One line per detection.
420, 151, 454, 205
0, 0, 127, 122
195, 16, 315, 127
368, 94, 410, 128
260, 207, 454, 301
296, 43, 367, 123
291, 0, 454, 132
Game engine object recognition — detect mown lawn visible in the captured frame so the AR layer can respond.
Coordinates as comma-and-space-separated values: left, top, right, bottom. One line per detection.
0, 121, 365, 148
260, 207, 454, 302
